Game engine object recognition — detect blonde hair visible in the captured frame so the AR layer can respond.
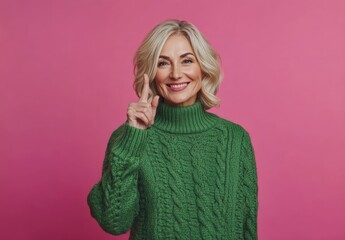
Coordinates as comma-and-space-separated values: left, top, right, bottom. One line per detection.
133, 19, 222, 109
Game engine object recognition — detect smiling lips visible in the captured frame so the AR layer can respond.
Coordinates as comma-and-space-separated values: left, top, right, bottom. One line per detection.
167, 82, 189, 92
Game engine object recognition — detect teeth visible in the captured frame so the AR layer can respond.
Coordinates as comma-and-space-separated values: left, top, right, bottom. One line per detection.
169, 83, 188, 89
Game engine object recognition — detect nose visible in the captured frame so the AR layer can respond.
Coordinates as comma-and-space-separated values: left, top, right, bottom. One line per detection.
169, 65, 182, 80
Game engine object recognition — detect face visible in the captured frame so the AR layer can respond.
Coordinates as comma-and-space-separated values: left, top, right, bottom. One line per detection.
154, 34, 202, 107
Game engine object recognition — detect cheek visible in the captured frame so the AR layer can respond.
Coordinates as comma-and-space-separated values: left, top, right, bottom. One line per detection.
154, 79, 166, 96
155, 69, 168, 83
186, 66, 202, 80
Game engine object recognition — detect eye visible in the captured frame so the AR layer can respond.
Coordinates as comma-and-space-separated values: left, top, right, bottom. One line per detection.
182, 59, 193, 64
158, 61, 169, 67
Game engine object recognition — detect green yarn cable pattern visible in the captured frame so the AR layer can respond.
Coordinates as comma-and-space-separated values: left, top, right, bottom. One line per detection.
161, 134, 188, 240
212, 126, 227, 240
87, 101, 258, 239
87, 125, 143, 235
190, 135, 217, 240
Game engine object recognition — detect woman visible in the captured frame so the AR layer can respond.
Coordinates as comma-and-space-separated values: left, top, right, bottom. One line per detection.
87, 20, 258, 240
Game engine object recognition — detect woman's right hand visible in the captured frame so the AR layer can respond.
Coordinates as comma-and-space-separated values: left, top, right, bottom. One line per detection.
127, 74, 160, 129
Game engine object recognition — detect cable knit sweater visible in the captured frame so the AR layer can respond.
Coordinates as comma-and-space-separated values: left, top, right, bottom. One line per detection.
87, 101, 258, 240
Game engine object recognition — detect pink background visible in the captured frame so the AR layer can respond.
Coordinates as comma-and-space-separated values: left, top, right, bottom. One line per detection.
1, 0, 344, 239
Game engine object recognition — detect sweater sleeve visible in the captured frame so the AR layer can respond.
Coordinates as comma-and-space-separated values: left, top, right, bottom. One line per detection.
87, 122, 148, 235
241, 130, 259, 240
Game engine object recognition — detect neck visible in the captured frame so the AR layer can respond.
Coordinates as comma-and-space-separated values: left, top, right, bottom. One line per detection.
153, 101, 217, 134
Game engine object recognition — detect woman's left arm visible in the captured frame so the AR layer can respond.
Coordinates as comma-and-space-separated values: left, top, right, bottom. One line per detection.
241, 130, 259, 240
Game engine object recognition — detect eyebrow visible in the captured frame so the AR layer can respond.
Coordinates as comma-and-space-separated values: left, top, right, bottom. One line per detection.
159, 52, 194, 60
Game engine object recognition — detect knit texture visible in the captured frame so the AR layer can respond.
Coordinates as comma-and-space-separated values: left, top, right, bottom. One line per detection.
87, 101, 258, 240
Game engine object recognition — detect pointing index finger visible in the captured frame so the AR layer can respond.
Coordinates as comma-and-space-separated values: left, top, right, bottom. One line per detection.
139, 74, 150, 103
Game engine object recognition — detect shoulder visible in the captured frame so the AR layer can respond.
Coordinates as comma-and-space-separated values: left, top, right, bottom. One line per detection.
208, 112, 251, 138
106, 123, 128, 147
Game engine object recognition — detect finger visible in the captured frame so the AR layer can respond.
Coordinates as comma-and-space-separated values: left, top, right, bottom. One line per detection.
128, 102, 151, 110
128, 104, 151, 121
139, 74, 150, 103
133, 111, 150, 126
128, 103, 152, 118
136, 107, 153, 124
150, 95, 160, 124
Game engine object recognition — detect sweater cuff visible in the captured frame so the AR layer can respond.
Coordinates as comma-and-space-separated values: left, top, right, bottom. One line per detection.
111, 122, 148, 159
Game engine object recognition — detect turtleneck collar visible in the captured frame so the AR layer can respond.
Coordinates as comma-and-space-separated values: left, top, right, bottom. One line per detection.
153, 100, 217, 134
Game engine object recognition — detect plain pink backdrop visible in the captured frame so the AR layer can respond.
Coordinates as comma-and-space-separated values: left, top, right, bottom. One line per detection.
1, 0, 344, 239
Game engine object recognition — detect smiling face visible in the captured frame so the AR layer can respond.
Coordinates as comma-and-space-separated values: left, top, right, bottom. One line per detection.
154, 34, 202, 107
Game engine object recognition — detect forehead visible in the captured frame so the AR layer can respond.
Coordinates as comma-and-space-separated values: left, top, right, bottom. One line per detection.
160, 34, 194, 55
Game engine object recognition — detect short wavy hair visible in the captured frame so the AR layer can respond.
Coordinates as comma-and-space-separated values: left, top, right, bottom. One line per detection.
133, 19, 222, 109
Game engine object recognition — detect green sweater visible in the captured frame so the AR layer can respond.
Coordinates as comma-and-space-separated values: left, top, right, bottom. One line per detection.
87, 101, 258, 240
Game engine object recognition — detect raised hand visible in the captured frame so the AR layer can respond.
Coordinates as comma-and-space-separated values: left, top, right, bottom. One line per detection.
127, 74, 159, 129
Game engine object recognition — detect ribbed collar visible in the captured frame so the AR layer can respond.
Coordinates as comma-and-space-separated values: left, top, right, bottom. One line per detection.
153, 100, 217, 134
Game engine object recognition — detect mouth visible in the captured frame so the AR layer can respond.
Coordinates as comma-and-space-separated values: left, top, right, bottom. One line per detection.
167, 82, 189, 91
